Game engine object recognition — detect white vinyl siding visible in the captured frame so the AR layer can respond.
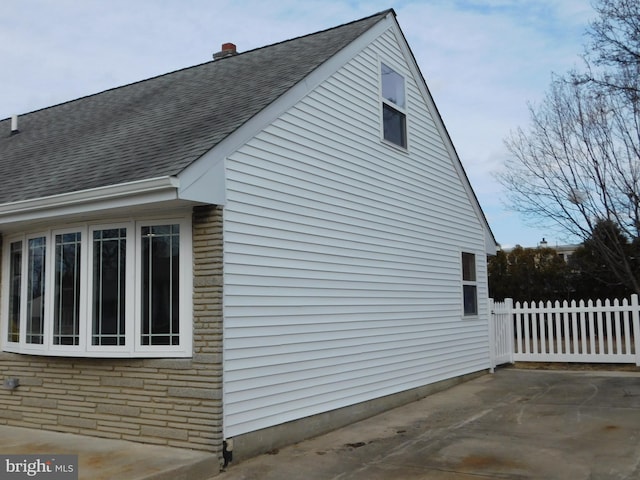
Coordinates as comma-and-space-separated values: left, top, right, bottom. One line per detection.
223, 30, 489, 437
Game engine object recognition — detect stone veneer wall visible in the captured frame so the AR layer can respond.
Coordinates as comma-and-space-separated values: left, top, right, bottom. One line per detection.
0, 205, 223, 458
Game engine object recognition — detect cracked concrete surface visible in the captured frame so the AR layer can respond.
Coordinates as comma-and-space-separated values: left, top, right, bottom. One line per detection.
216, 368, 640, 480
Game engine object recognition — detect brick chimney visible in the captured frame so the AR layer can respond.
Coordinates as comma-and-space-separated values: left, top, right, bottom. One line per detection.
213, 42, 237, 60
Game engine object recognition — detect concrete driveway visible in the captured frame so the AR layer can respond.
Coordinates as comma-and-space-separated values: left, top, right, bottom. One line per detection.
217, 368, 640, 480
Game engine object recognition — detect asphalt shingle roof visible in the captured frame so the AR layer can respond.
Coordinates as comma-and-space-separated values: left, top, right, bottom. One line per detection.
0, 10, 391, 205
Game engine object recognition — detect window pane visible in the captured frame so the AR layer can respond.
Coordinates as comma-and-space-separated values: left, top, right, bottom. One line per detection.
26, 237, 46, 344
54, 233, 81, 346
92, 228, 127, 346
463, 285, 478, 315
8, 241, 22, 343
141, 224, 180, 346
383, 104, 407, 148
381, 63, 405, 108
462, 253, 476, 281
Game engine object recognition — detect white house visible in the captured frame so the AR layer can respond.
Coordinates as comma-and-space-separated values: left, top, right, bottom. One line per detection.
0, 9, 496, 469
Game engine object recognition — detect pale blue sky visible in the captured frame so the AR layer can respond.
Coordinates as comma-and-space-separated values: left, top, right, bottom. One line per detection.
0, 0, 596, 248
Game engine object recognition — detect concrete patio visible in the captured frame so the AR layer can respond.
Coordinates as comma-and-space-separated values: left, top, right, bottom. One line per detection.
218, 367, 640, 479
0, 424, 219, 480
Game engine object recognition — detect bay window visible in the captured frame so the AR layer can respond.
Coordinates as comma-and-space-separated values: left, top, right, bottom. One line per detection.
2, 217, 191, 357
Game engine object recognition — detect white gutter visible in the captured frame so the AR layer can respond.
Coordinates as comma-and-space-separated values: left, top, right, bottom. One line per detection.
0, 176, 181, 224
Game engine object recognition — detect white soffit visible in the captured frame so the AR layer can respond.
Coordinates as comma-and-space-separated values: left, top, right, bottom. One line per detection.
0, 176, 185, 226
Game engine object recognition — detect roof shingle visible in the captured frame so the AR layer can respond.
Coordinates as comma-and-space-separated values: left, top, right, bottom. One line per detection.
0, 10, 391, 204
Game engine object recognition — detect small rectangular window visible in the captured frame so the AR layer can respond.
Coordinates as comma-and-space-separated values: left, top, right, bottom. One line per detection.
381, 62, 407, 148
141, 224, 180, 346
462, 252, 478, 316
8, 241, 22, 343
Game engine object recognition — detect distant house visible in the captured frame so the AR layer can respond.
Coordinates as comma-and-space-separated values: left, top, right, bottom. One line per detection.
502, 239, 581, 262
0, 9, 496, 468
555, 244, 580, 262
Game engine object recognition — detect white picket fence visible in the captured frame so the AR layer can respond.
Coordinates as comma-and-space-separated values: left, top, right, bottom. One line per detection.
490, 294, 640, 368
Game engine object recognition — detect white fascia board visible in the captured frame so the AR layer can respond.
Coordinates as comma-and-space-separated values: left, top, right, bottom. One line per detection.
0, 176, 181, 225
389, 18, 498, 254
178, 12, 396, 204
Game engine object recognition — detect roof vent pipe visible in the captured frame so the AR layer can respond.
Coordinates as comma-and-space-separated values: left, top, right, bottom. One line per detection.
213, 42, 238, 60
10, 115, 19, 135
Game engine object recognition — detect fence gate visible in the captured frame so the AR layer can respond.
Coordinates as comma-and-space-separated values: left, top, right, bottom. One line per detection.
491, 295, 640, 367
490, 298, 514, 369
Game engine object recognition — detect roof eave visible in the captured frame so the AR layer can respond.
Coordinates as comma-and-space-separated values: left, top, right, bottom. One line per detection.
0, 176, 184, 226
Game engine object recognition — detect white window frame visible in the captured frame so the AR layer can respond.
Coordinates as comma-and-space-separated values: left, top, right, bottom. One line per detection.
86, 222, 134, 355
135, 219, 192, 356
6, 239, 23, 345
1, 216, 192, 357
379, 58, 408, 150
48, 226, 88, 354
23, 232, 48, 354
461, 251, 478, 317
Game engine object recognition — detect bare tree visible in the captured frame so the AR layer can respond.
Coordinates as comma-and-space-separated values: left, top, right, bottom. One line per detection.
498, 0, 640, 294
584, 0, 640, 96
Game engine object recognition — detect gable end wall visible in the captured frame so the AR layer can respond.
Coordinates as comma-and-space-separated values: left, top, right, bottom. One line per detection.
223, 30, 491, 440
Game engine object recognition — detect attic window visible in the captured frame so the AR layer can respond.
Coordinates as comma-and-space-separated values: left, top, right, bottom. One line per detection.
381, 62, 407, 148
462, 252, 478, 316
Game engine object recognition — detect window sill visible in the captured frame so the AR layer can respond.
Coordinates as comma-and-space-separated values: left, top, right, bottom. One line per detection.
381, 138, 409, 153
1, 344, 192, 358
